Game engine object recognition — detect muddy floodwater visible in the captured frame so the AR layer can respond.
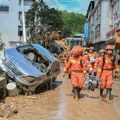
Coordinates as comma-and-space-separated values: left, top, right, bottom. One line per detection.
1, 66, 120, 120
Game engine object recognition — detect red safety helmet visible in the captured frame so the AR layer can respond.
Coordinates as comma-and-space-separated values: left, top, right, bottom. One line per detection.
106, 45, 114, 50
79, 47, 84, 53
99, 49, 105, 53
90, 46, 94, 50
72, 46, 79, 55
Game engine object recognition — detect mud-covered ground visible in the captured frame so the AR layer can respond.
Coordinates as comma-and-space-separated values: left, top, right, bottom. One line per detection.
0, 66, 120, 120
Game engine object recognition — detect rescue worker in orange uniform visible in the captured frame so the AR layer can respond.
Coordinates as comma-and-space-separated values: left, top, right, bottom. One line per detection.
62, 53, 69, 65
62, 47, 71, 78
63, 46, 86, 100
94, 49, 105, 76
84, 50, 89, 61
97, 45, 119, 102
62, 47, 70, 65
88, 46, 97, 75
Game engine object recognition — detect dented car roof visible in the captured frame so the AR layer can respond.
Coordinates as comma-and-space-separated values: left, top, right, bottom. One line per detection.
4, 44, 58, 77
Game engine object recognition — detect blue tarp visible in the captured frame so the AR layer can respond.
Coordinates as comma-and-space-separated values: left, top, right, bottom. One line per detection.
84, 22, 89, 38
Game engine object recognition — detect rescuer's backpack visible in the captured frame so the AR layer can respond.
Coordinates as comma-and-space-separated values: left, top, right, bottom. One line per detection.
102, 54, 116, 70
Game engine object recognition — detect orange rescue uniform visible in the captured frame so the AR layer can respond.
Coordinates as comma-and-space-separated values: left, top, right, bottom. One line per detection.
98, 54, 119, 89
94, 55, 103, 73
64, 55, 86, 88
88, 52, 97, 74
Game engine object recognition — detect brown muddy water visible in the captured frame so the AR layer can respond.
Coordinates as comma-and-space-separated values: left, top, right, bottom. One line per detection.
1, 66, 120, 120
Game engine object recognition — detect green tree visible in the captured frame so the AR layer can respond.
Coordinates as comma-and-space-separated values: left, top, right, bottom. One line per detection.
26, 0, 86, 43
26, 0, 63, 43
60, 11, 85, 35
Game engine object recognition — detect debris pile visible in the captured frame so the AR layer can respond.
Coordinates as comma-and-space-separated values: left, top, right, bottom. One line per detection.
0, 101, 18, 119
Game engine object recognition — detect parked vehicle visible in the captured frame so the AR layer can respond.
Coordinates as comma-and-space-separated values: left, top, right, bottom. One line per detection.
0, 44, 60, 94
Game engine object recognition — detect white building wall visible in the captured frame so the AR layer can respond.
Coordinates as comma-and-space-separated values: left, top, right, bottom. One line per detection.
8, 0, 19, 47
0, 0, 33, 48
0, 11, 9, 47
100, 0, 110, 41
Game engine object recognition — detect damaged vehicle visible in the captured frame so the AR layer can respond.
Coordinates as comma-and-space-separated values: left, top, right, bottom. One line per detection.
0, 44, 60, 94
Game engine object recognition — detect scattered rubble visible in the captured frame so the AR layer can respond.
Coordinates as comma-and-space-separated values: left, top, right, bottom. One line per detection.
0, 101, 18, 119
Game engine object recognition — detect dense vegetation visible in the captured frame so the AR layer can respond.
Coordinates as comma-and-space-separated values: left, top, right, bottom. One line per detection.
26, 0, 85, 42
61, 10, 85, 35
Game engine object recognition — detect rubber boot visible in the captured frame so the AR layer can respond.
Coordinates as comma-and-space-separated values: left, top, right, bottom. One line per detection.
73, 87, 76, 98
68, 74, 71, 79
78, 87, 82, 93
72, 86, 75, 94
75, 87, 81, 101
106, 88, 112, 103
73, 87, 78, 101
77, 87, 82, 99
100, 87, 104, 98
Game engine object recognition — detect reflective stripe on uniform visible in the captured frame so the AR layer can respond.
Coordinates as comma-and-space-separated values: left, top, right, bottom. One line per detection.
88, 65, 91, 67
98, 69, 102, 72
115, 68, 119, 71
83, 70, 86, 73
64, 68, 66, 72
70, 60, 76, 63
105, 60, 108, 63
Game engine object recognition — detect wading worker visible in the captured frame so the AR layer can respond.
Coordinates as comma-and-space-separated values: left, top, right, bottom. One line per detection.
97, 45, 119, 102
63, 46, 86, 100
88, 46, 97, 75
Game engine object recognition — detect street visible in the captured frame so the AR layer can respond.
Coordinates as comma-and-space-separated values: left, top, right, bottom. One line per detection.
0, 0, 120, 120
1, 64, 120, 120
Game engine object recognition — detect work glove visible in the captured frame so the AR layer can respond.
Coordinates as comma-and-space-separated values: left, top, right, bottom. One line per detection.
90, 68, 92, 72
114, 75, 117, 78
94, 72, 97, 76
63, 73, 66, 77
114, 73, 118, 78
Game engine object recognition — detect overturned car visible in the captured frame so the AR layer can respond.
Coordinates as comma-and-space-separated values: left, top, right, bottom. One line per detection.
1, 44, 60, 94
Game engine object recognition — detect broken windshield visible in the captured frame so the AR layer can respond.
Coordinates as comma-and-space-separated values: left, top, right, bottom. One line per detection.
17, 44, 50, 73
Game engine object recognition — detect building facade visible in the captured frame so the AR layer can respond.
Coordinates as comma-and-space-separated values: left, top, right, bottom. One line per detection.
106, 0, 120, 51
85, 0, 117, 52
0, 0, 34, 48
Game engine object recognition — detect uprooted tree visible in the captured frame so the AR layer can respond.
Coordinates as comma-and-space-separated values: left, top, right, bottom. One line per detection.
26, 0, 64, 43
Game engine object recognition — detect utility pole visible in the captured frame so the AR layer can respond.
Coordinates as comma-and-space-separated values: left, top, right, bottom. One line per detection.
21, 0, 27, 43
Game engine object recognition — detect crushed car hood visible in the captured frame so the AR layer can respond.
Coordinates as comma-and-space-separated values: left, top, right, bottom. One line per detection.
4, 48, 42, 77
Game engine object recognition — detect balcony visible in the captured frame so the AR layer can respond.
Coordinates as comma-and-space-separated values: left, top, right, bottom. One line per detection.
0, 6, 9, 11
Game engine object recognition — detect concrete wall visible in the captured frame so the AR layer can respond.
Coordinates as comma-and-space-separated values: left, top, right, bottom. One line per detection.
0, 0, 33, 48
100, 0, 110, 41
0, 11, 9, 47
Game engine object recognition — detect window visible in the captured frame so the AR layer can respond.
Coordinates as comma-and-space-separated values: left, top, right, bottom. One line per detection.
19, 0, 21, 5
18, 26, 23, 37
117, 0, 119, 11
24, 0, 33, 6
95, 24, 100, 37
18, 12, 27, 21
26, 31, 29, 37
19, 0, 33, 6
18, 12, 22, 20
98, 5, 101, 16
